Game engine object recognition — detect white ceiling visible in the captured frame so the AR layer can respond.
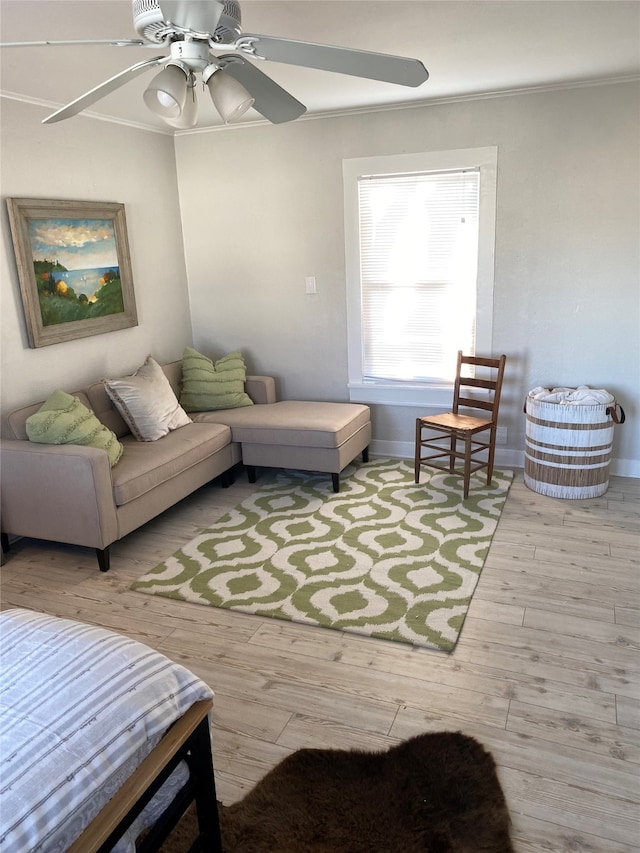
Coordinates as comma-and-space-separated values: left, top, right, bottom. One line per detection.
1, 0, 638, 132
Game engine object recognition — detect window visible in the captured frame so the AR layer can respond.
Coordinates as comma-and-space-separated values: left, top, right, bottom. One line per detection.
343, 147, 497, 406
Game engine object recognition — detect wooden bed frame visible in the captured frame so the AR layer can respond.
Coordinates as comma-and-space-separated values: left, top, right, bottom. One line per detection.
68, 698, 222, 853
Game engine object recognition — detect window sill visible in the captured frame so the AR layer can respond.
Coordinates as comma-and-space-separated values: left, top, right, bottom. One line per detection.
347, 382, 454, 408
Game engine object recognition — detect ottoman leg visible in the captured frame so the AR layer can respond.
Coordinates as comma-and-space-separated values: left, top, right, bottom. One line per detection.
246, 465, 257, 484
362, 446, 369, 463
332, 473, 340, 493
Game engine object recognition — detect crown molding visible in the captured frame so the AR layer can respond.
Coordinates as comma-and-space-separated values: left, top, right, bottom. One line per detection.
174, 74, 640, 135
0, 90, 172, 135
2, 74, 638, 136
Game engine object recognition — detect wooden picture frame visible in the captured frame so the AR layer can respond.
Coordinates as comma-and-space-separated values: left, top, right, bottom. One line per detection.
6, 198, 138, 348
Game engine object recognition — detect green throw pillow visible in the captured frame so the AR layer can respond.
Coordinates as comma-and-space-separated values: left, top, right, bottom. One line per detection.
26, 389, 123, 467
180, 347, 254, 412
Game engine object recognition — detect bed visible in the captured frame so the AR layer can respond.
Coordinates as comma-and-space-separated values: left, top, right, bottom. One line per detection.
0, 608, 223, 852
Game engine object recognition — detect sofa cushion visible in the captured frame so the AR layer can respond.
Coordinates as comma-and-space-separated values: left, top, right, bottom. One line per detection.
161, 361, 183, 398
180, 348, 254, 412
192, 401, 371, 449
86, 381, 131, 438
103, 356, 191, 442
25, 390, 123, 467
111, 422, 231, 506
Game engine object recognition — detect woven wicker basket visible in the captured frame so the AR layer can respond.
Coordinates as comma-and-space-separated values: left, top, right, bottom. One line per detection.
524, 393, 624, 499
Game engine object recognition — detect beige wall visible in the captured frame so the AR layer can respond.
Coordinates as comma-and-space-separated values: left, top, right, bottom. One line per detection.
1, 82, 638, 474
176, 81, 639, 474
0, 98, 191, 418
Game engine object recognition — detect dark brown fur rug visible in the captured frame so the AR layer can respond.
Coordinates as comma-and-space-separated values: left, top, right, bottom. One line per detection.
157, 732, 514, 852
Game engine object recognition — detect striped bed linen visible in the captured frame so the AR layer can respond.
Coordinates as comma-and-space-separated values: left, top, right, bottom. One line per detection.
0, 608, 213, 852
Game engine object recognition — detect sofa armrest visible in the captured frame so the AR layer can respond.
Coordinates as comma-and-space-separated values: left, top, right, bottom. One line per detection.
0, 440, 118, 550
245, 375, 277, 405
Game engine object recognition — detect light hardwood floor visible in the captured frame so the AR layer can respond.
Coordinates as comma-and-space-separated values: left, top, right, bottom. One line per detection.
1, 467, 638, 852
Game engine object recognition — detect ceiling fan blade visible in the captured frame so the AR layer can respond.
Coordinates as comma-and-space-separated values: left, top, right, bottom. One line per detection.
218, 55, 306, 124
0, 39, 148, 48
158, 0, 224, 34
236, 35, 429, 87
42, 56, 166, 124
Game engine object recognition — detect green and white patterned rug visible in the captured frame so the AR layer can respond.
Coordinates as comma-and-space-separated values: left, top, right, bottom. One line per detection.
132, 459, 513, 652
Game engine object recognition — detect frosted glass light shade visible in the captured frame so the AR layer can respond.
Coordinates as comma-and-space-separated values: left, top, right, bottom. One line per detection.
165, 83, 198, 128
143, 65, 188, 119
206, 70, 254, 123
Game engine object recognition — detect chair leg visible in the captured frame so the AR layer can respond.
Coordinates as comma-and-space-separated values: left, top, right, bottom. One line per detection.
449, 433, 457, 473
362, 446, 369, 463
414, 419, 422, 483
332, 473, 340, 493
487, 426, 497, 485
463, 433, 472, 499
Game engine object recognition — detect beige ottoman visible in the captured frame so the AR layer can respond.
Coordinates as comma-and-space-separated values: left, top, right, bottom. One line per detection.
194, 401, 371, 492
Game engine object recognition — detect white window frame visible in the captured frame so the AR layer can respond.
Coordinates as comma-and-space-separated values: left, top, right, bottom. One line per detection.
343, 146, 498, 406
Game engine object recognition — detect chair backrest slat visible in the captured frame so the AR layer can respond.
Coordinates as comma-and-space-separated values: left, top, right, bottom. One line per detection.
457, 396, 495, 412
461, 355, 500, 369
460, 376, 496, 391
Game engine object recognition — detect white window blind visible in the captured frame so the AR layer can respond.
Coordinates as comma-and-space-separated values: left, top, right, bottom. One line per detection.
358, 168, 480, 383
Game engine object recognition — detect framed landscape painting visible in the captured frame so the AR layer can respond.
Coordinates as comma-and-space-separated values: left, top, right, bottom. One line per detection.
6, 198, 138, 348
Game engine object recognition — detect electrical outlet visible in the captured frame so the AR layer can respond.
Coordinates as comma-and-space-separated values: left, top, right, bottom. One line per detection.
496, 427, 508, 445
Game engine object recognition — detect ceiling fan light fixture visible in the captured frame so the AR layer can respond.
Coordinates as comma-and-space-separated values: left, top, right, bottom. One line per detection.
19, 0, 430, 129
205, 67, 254, 124
143, 62, 188, 118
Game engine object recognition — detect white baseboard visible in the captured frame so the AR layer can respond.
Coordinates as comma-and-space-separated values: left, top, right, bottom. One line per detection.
610, 458, 640, 478
369, 440, 639, 478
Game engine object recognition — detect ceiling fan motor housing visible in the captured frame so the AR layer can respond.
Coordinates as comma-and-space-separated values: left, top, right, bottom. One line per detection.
132, 0, 242, 44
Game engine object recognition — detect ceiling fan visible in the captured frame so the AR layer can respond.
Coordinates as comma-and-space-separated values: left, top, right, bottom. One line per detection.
0, 0, 429, 128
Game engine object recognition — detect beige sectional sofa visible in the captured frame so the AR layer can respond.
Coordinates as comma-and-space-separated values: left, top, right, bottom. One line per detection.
0, 360, 370, 572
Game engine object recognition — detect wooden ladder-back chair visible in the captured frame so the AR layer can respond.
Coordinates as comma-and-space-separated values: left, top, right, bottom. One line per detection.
414, 351, 507, 498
